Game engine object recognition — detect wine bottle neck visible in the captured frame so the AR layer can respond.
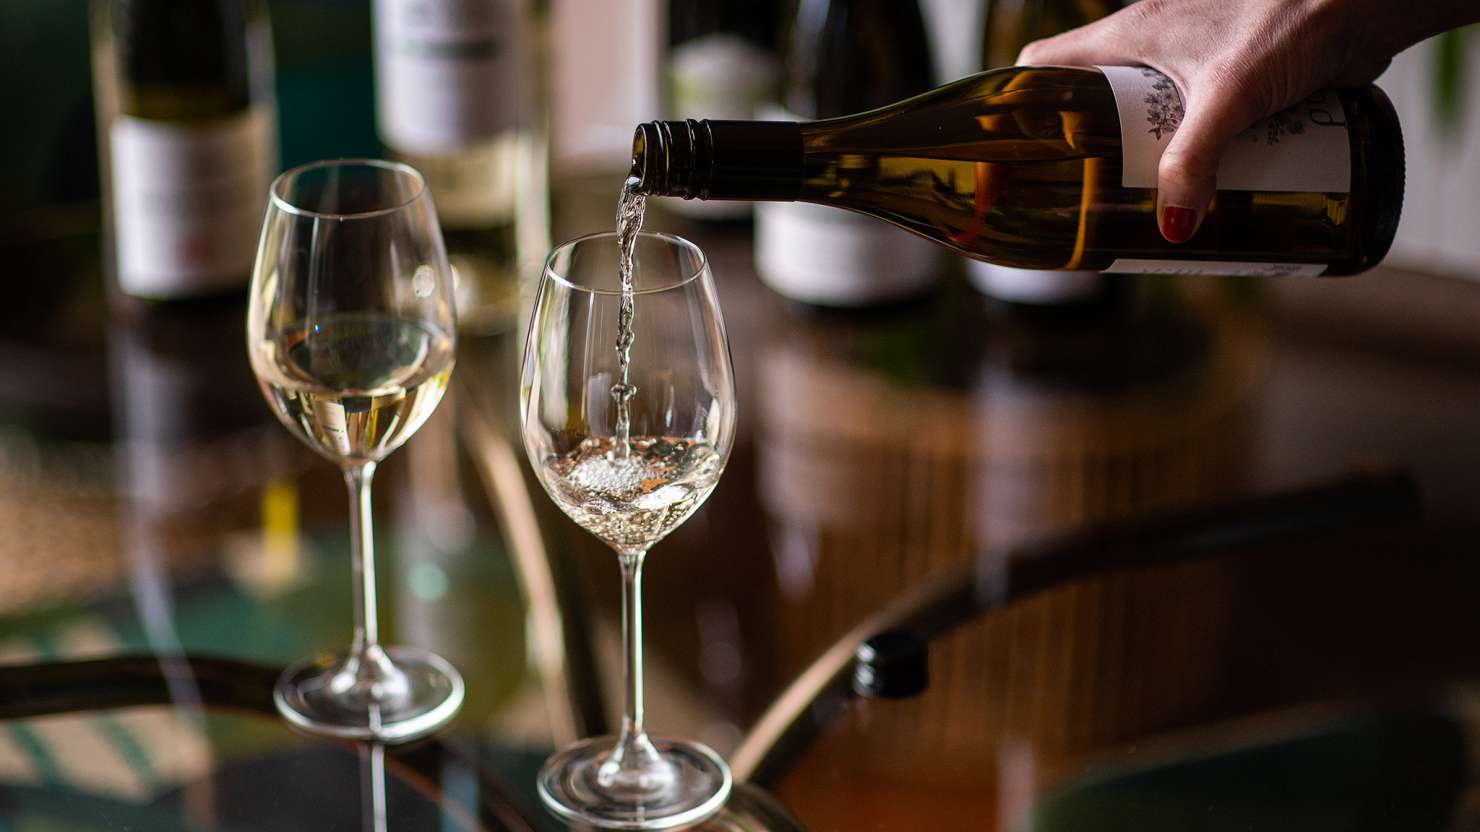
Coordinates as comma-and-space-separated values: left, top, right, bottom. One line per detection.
630, 119, 803, 201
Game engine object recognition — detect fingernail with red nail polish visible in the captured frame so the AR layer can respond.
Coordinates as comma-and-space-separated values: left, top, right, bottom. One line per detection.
1160, 206, 1197, 243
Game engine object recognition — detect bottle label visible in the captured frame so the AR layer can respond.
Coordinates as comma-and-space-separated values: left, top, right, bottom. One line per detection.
756, 202, 940, 305
670, 34, 777, 121
1102, 258, 1327, 277
666, 34, 778, 221
374, 0, 517, 154
317, 402, 354, 457
755, 103, 938, 305
110, 106, 276, 298
966, 262, 1102, 304
1097, 66, 1351, 193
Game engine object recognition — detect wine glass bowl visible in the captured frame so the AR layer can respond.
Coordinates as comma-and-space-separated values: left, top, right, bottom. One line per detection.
524, 233, 736, 553
522, 232, 736, 829
247, 159, 464, 743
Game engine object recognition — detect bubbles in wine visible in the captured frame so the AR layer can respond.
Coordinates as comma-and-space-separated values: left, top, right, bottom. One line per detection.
540, 436, 721, 554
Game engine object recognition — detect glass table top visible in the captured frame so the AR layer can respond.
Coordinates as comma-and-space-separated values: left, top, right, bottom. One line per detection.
6, 185, 1480, 829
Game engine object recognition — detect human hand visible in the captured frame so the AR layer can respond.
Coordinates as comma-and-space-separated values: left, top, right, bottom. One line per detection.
1017, 0, 1472, 242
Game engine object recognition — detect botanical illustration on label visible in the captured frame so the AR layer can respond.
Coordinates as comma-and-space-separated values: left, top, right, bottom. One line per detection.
374, 0, 516, 154
110, 107, 276, 297
1102, 258, 1327, 277
1098, 66, 1352, 193
1141, 69, 1182, 139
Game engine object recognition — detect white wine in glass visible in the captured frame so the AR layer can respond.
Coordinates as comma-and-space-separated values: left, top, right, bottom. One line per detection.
256, 314, 454, 461
248, 159, 464, 743
522, 229, 737, 829
540, 436, 724, 553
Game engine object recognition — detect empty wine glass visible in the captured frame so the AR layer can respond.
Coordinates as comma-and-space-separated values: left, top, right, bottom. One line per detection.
247, 159, 464, 742
522, 232, 737, 829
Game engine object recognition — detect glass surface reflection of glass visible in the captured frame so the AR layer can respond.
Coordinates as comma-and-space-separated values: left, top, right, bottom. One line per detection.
361, 743, 388, 832
247, 159, 464, 742
521, 232, 737, 829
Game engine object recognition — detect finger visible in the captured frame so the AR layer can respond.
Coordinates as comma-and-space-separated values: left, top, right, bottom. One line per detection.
1155, 79, 1266, 243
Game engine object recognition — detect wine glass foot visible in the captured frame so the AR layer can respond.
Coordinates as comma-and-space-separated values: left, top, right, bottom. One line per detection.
538, 736, 732, 830
273, 646, 464, 743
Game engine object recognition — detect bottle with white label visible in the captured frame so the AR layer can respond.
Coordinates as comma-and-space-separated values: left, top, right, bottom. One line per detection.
969, 0, 1126, 303
755, 0, 941, 306
373, 0, 550, 333
90, 0, 278, 302
665, 0, 782, 221
108, 296, 281, 523
630, 65, 1404, 277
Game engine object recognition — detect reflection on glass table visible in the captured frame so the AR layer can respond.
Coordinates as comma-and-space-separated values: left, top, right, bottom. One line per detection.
0, 652, 797, 831
0, 469, 1464, 832
11, 190, 1480, 830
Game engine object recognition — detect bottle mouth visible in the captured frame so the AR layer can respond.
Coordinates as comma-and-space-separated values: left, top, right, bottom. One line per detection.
629, 119, 803, 201
629, 124, 650, 186
630, 120, 703, 199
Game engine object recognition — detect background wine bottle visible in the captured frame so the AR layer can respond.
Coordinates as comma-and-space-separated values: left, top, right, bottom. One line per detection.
108, 299, 284, 527
633, 66, 1404, 277
90, 0, 279, 302
755, 0, 941, 306
980, 0, 1124, 69
665, 0, 782, 221
373, 0, 551, 334
970, 0, 1123, 304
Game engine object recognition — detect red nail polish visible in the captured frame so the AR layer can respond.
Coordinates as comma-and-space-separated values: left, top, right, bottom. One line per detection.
1160, 206, 1197, 243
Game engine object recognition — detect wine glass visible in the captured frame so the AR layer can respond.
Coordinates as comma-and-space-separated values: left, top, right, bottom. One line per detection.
247, 159, 464, 742
522, 232, 737, 829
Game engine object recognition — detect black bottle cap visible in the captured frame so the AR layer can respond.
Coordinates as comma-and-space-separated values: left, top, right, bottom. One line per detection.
852, 630, 929, 700
631, 119, 802, 201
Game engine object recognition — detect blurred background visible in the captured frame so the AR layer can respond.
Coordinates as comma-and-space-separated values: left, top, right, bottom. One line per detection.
3, 2, 1480, 830
6, 0, 1475, 301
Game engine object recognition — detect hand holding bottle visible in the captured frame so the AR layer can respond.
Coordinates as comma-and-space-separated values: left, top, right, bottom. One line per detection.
1017, 0, 1478, 242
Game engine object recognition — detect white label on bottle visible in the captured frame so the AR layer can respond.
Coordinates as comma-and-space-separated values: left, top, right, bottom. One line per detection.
110, 107, 276, 298
317, 401, 354, 457
966, 262, 1103, 304
374, 0, 516, 154
1097, 66, 1351, 193
1102, 258, 1326, 277
755, 103, 938, 305
756, 202, 940, 305
666, 34, 779, 221
670, 34, 778, 121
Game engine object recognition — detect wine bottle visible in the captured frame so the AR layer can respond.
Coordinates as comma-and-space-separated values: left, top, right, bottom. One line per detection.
109, 298, 280, 517
373, 0, 550, 333
665, 0, 782, 220
632, 66, 1404, 277
981, 0, 1124, 69
972, 0, 1123, 303
755, 0, 941, 306
90, 0, 278, 301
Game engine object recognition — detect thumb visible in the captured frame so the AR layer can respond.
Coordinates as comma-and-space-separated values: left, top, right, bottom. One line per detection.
1155, 84, 1265, 243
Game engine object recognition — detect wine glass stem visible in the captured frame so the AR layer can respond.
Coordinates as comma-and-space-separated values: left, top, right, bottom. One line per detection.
594, 549, 672, 790
346, 462, 381, 652
619, 550, 647, 744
